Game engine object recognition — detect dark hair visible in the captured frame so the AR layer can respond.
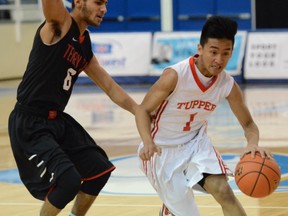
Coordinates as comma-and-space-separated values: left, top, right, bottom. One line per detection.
200, 16, 238, 47
72, 0, 75, 9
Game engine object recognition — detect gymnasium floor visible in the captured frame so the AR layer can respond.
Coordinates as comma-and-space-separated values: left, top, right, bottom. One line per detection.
0, 79, 287, 216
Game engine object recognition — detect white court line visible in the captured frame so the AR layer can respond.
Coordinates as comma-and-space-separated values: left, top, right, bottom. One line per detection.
0, 202, 288, 209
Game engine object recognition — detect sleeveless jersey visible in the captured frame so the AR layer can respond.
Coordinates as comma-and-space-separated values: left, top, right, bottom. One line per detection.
151, 55, 234, 145
17, 18, 93, 111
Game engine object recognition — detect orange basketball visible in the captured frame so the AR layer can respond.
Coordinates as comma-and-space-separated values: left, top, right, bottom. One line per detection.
234, 152, 281, 198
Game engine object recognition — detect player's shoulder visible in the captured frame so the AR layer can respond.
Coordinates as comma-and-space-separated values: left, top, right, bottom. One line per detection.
166, 58, 190, 74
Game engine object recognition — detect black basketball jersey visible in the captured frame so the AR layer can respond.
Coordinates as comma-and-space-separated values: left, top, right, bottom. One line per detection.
17, 17, 93, 111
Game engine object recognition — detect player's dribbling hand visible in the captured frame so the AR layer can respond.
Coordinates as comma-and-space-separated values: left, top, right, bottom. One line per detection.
241, 145, 273, 159
139, 143, 161, 161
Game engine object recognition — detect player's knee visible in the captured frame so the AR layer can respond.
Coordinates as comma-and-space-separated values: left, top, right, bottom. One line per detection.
48, 167, 81, 209
217, 181, 234, 196
204, 176, 234, 199
213, 181, 236, 205
81, 172, 111, 196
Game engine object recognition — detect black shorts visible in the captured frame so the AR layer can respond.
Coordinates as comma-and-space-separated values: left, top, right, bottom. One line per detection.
8, 102, 115, 200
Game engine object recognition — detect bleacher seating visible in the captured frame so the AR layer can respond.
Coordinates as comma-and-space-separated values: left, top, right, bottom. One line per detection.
215, 0, 252, 30
69, 0, 252, 32
173, 0, 215, 31
173, 0, 251, 31
91, 0, 161, 32
90, 0, 126, 32
125, 0, 161, 31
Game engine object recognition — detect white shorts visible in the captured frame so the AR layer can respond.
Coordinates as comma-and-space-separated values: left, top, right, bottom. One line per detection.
138, 130, 232, 216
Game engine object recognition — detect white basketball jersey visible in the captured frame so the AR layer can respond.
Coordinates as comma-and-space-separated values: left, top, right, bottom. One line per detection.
151, 55, 234, 145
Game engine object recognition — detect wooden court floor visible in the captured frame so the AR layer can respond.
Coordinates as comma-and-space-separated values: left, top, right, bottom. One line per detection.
0, 80, 288, 216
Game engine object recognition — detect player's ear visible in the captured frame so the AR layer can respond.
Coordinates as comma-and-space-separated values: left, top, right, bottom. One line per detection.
197, 44, 203, 55
73, 0, 82, 9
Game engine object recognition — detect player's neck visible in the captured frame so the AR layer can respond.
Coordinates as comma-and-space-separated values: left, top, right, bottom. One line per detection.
70, 13, 88, 36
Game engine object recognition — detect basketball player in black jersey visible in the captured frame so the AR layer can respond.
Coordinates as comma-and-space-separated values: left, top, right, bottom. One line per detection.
8, 0, 137, 215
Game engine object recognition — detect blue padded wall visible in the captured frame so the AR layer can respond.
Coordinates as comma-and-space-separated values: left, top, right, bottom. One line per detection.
125, 0, 161, 31
90, 0, 161, 32
173, 0, 252, 31
126, 0, 160, 17
173, 0, 216, 31
216, 0, 252, 30
84, 0, 252, 32
216, 0, 251, 15
175, 0, 215, 16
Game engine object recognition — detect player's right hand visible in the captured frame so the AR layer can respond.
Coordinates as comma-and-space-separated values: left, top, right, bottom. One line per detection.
139, 143, 161, 161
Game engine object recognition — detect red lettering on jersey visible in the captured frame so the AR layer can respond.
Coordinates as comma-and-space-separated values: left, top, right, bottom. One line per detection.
198, 101, 206, 108
192, 100, 199, 108
177, 102, 186, 109
177, 100, 216, 111
63, 44, 83, 69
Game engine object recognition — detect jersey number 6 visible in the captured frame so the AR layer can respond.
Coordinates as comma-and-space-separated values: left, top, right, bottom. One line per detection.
63, 68, 77, 91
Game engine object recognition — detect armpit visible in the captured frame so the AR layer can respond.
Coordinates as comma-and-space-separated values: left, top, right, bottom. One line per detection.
51, 20, 62, 37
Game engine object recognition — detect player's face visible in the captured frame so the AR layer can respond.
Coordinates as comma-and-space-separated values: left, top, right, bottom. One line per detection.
81, 0, 108, 27
197, 38, 233, 77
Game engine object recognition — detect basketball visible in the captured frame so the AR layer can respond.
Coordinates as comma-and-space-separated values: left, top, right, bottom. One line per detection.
234, 152, 281, 198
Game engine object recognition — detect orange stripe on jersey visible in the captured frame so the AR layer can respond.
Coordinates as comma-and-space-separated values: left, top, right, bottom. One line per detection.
79, 35, 85, 44
189, 55, 218, 92
151, 100, 169, 140
143, 160, 148, 175
213, 147, 226, 174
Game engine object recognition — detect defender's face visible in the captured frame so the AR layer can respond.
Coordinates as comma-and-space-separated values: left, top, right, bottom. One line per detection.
81, 0, 108, 27
197, 38, 233, 77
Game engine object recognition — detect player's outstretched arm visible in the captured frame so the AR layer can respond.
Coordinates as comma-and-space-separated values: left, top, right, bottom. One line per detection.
227, 82, 272, 158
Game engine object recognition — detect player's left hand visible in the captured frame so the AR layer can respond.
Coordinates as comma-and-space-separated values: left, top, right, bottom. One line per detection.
241, 145, 273, 159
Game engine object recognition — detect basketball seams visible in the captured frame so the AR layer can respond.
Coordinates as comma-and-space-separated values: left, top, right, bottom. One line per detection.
261, 161, 281, 178
250, 158, 269, 196
235, 171, 261, 184
237, 158, 280, 178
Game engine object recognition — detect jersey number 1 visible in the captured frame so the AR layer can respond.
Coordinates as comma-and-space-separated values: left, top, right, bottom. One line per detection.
183, 113, 197, 131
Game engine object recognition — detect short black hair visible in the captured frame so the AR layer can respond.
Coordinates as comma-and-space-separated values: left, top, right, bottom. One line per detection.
200, 16, 238, 47
72, 0, 75, 9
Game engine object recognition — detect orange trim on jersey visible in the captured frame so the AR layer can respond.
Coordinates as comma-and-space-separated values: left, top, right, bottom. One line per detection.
189, 55, 218, 92
79, 35, 85, 44
143, 160, 148, 175
213, 147, 228, 174
151, 100, 169, 139
82, 166, 116, 181
45, 184, 56, 200
150, 156, 156, 188
143, 158, 157, 192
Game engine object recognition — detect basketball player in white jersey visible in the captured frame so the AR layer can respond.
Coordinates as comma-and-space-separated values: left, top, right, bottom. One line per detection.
135, 16, 272, 216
